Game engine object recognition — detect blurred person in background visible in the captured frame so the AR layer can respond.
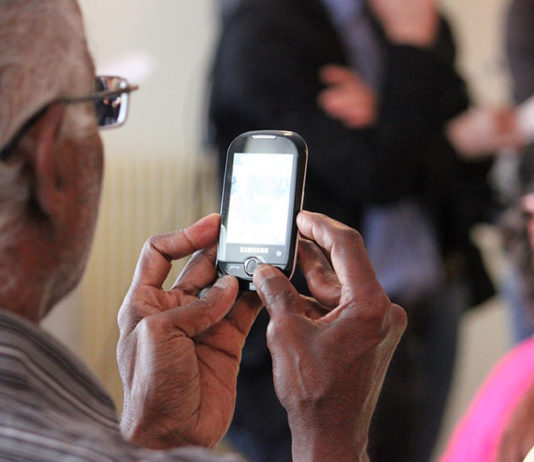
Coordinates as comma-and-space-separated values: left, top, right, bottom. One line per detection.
209, 0, 494, 461
218, 0, 239, 22
438, 194, 534, 462
496, 0, 534, 343
447, 0, 534, 344
437, 2, 534, 459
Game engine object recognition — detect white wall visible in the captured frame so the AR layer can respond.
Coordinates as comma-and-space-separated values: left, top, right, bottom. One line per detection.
79, 0, 218, 158
442, 0, 512, 104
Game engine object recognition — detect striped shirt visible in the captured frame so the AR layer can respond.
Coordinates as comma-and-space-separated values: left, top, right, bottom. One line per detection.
0, 309, 244, 462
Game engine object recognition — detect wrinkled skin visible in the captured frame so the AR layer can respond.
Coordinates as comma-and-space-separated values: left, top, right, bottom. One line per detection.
117, 214, 261, 449
254, 211, 407, 462
117, 211, 407, 461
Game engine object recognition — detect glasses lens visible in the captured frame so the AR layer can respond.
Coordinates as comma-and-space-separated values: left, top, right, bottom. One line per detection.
94, 76, 130, 128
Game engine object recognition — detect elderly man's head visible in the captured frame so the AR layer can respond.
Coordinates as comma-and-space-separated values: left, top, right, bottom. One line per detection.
0, 0, 103, 321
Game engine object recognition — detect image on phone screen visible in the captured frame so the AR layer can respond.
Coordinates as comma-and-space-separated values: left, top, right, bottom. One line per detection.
226, 152, 295, 248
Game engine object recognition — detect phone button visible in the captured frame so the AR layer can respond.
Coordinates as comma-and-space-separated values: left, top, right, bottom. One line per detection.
244, 257, 261, 276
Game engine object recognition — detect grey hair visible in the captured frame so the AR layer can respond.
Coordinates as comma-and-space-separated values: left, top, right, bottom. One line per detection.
0, 0, 95, 234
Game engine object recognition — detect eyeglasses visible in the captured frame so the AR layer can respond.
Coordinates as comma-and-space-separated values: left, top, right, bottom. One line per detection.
0, 75, 139, 161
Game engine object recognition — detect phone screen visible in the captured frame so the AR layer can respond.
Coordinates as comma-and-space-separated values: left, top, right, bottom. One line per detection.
226, 153, 295, 246
217, 131, 307, 288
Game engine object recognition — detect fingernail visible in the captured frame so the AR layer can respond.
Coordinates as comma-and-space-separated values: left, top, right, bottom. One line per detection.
253, 264, 277, 278
296, 211, 307, 227
213, 276, 230, 289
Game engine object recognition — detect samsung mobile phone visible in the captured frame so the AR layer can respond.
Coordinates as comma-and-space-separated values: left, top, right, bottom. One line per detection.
216, 130, 308, 290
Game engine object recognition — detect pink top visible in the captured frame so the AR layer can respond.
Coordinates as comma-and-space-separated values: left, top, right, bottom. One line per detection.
440, 337, 534, 462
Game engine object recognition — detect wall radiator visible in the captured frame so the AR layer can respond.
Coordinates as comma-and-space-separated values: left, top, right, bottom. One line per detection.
80, 149, 219, 405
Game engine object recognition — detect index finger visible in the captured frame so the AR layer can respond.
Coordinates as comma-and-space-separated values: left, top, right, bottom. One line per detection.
132, 214, 220, 288
224, 291, 263, 337
298, 238, 341, 308
253, 264, 305, 317
296, 211, 382, 301
170, 244, 218, 295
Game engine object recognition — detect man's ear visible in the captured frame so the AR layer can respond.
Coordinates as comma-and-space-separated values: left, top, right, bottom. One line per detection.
26, 103, 68, 225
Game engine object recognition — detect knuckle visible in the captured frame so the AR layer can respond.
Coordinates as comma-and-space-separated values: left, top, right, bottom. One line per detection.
370, 297, 407, 342
307, 211, 329, 225
117, 294, 141, 330
341, 226, 363, 245
357, 291, 391, 324
319, 267, 338, 287
188, 297, 212, 312
255, 270, 300, 312
138, 315, 165, 335
144, 234, 161, 250
144, 229, 189, 260
315, 213, 362, 242
265, 285, 297, 309
142, 234, 165, 258
390, 303, 408, 333
266, 314, 297, 343
346, 290, 395, 341
136, 314, 176, 342
255, 268, 281, 293
327, 216, 361, 239
117, 305, 131, 329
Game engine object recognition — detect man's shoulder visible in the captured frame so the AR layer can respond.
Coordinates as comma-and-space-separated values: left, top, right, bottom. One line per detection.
0, 310, 246, 461
0, 309, 117, 420
0, 309, 125, 460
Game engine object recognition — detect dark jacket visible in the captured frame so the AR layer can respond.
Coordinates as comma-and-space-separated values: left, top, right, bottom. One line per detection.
506, 0, 534, 104
209, 0, 493, 305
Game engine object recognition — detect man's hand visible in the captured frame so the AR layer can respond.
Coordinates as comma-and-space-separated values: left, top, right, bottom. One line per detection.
253, 211, 407, 462
117, 214, 261, 449
369, 0, 438, 47
318, 65, 378, 129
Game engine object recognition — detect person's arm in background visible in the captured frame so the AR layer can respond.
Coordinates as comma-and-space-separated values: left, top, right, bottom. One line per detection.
209, 0, 469, 206
446, 106, 522, 158
253, 211, 407, 462
367, 0, 470, 186
444, 0, 534, 160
